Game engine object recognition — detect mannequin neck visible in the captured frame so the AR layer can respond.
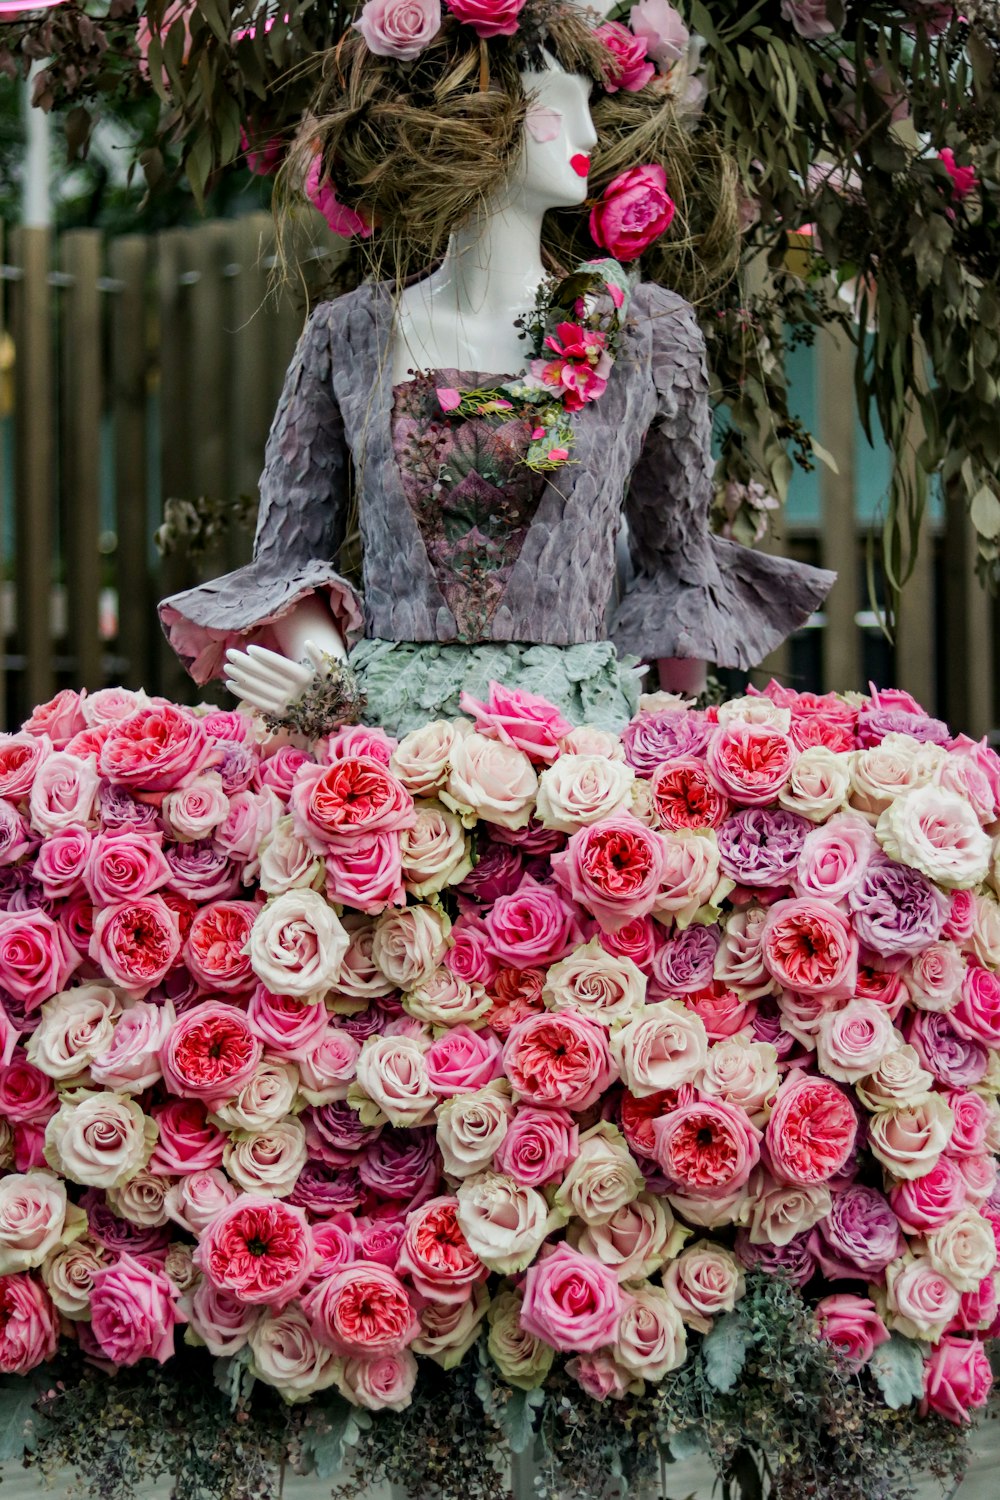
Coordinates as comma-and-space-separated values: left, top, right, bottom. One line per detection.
435, 196, 548, 323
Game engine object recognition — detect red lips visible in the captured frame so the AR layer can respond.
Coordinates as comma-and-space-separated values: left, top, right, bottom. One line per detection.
570, 154, 591, 178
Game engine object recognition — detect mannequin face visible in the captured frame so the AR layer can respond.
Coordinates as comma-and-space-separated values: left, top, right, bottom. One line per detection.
508, 57, 598, 213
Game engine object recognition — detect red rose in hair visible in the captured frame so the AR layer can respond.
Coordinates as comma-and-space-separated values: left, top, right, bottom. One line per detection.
651, 757, 730, 831
183, 900, 258, 994
589, 164, 676, 261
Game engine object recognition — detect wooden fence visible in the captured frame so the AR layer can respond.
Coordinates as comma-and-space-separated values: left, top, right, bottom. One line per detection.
0, 215, 996, 738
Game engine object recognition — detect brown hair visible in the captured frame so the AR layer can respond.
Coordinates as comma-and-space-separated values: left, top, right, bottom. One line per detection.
282, 6, 739, 305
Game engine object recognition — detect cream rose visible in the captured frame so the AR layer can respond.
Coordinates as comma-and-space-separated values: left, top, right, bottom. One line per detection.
778, 746, 851, 822
815, 999, 900, 1084
372, 904, 450, 990
26, 984, 120, 1082
868, 1094, 955, 1180
106, 1166, 171, 1227
876, 785, 991, 890
41, 1236, 107, 1317
615, 1283, 687, 1381
849, 735, 945, 819
248, 889, 349, 999
412, 1284, 489, 1369
662, 1241, 745, 1334
456, 1171, 559, 1274
249, 1304, 340, 1402
880, 1253, 961, 1341
698, 1037, 779, 1125
573, 1192, 688, 1282
713, 908, 776, 999
442, 731, 538, 831
436, 1081, 514, 1179
560, 726, 626, 760
400, 801, 473, 898
258, 816, 323, 896
744, 1170, 831, 1248
165, 1243, 199, 1294
164, 1168, 239, 1236
970, 893, 1000, 968
390, 720, 457, 797
655, 830, 725, 926
404, 968, 492, 1028
925, 1208, 998, 1293
223, 1119, 307, 1197
213, 1059, 300, 1132
0, 1170, 86, 1275
855, 1046, 934, 1112
610, 1003, 709, 1097
352, 1033, 437, 1127
44, 1090, 156, 1189
907, 941, 966, 1013
163, 771, 230, 841
543, 940, 646, 1027
487, 1289, 555, 1390
535, 754, 635, 833
553, 1123, 644, 1227
717, 695, 791, 733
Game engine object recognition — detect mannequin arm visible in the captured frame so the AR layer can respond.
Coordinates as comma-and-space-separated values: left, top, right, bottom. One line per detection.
224, 595, 347, 715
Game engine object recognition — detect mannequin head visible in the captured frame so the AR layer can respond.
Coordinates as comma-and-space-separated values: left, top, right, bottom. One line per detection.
509, 56, 598, 215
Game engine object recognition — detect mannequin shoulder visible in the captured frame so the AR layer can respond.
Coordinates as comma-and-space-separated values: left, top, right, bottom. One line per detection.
631, 281, 705, 358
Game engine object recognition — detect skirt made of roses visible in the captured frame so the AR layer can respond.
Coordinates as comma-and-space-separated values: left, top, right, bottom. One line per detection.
349, 639, 646, 739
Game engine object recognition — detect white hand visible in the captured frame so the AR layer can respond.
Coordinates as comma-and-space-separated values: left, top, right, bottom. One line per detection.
224, 640, 330, 716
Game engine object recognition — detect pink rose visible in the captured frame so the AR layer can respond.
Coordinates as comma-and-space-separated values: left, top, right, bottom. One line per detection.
28, 750, 100, 835
325, 831, 406, 914
793, 813, 874, 905
950, 965, 1000, 1047
426, 1025, 503, 1097
100, 704, 212, 792
944, 888, 976, 943
183, 900, 257, 994
247, 985, 330, 1056
662, 1241, 744, 1333
503, 1010, 615, 1110
493, 1106, 578, 1188
443, 732, 538, 831
653, 1098, 761, 1198
780, 0, 837, 38
91, 1254, 184, 1365
629, 0, 689, 67
305, 1263, 419, 1355
90, 999, 174, 1093
444, 0, 525, 39
161, 1001, 262, 1104
521, 1243, 622, 1353
22, 689, 86, 749
0, 909, 80, 1011
83, 829, 171, 905
890, 1157, 967, 1234
149, 1101, 226, 1174
308, 1217, 359, 1284
921, 1335, 993, 1424
766, 1075, 858, 1186
0, 731, 51, 799
485, 876, 583, 968
90, 895, 181, 995
297, 1026, 361, 1105
0, 1273, 58, 1372
258, 744, 315, 799
459, 681, 571, 765
445, 915, 500, 986
0, 1060, 57, 1126
566, 1351, 634, 1401
396, 1196, 487, 1304
946, 1091, 993, 1157
356, 0, 441, 57
816, 999, 898, 1083
33, 826, 90, 899
321, 724, 397, 765
595, 20, 655, 93
590, 164, 676, 261
907, 941, 965, 1013
184, 1279, 260, 1356
338, 1348, 418, 1411
762, 897, 858, 999
706, 722, 795, 806
164, 1167, 238, 1236
304, 157, 371, 240
815, 1293, 890, 1368
0, 800, 32, 867
197, 1195, 313, 1307
291, 757, 414, 850
552, 815, 668, 931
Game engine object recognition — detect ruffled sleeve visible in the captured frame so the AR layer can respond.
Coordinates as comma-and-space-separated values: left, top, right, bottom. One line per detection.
610, 284, 835, 670
159, 301, 364, 685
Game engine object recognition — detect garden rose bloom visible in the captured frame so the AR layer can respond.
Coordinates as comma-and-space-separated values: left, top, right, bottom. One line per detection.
485, 876, 582, 969
762, 897, 858, 998
436, 1082, 513, 1178
413, 1283, 488, 1369
162, 771, 229, 841
44, 1091, 155, 1189
503, 1010, 615, 1110
84, 828, 172, 906
91, 1254, 183, 1365
291, 757, 414, 849
41, 1236, 106, 1318
856, 1045, 934, 1112
521, 1242, 622, 1353
590, 164, 676, 261
653, 1098, 761, 1198
809, 1184, 904, 1280
100, 704, 210, 792
248, 1303, 340, 1400
326, 831, 406, 913
0, 909, 80, 1012
662, 1241, 745, 1333
354, 1034, 436, 1127
555, 1122, 644, 1227
714, 907, 775, 999
868, 1094, 955, 1179
699, 1036, 779, 1125
907, 940, 965, 1012
197, 1195, 313, 1307
305, 1263, 419, 1355
793, 813, 874, 905
706, 722, 795, 806
183, 899, 256, 994
921, 1335, 993, 1425
766, 1075, 858, 1185
655, 829, 724, 925
778, 746, 851, 822
397, 1196, 487, 1304
0, 1273, 58, 1372
405, 969, 491, 1029
161, 1001, 262, 1103
552, 815, 668, 930
815, 1294, 889, 1367
651, 756, 729, 832
164, 1168, 238, 1236
390, 721, 455, 796
443, 731, 537, 831
816, 999, 899, 1083
456, 1172, 556, 1274
595, 20, 655, 92
0, 731, 50, 798
224, 1119, 307, 1198
149, 1100, 225, 1174
248, 890, 349, 998
459, 681, 571, 764
184, 1279, 260, 1356
877, 785, 991, 889
544, 939, 645, 1027
90, 895, 181, 996
28, 751, 100, 835
615, 1283, 686, 1381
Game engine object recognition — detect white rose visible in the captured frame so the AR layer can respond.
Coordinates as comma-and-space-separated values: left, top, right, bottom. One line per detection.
615, 1283, 687, 1381
868, 1094, 955, 1180
744, 1169, 831, 1247
456, 1171, 560, 1274
258, 816, 323, 896
371, 904, 450, 990
698, 1036, 779, 1125
573, 1192, 689, 1282
876, 785, 991, 890
41, 1236, 107, 1317
441, 732, 538, 831
26, 984, 120, 1081
543, 939, 646, 1028
248, 889, 349, 999
412, 1283, 489, 1369
106, 1166, 171, 1227
331, 918, 396, 1003
559, 726, 626, 760
855, 1046, 935, 1112
717, 695, 791, 733
404, 968, 492, 1028
223, 1118, 307, 1198
249, 1303, 340, 1402
351, 1034, 436, 1127
390, 720, 457, 797
535, 754, 635, 834
610, 1003, 709, 1097
849, 734, 944, 820
778, 746, 851, 822
213, 1058, 300, 1132
436, 1081, 514, 1178
0, 1170, 85, 1274
400, 801, 472, 898
553, 1123, 644, 1227
925, 1208, 998, 1293
44, 1090, 156, 1189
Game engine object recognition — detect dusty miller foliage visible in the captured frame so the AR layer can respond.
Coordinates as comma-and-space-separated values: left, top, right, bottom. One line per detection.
2, 2, 999, 598
0, 1276, 978, 1500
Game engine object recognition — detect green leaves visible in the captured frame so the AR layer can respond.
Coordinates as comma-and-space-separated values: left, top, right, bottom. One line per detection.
702, 1314, 749, 1394
0, 1377, 43, 1464
300, 1397, 371, 1479
870, 1333, 926, 1410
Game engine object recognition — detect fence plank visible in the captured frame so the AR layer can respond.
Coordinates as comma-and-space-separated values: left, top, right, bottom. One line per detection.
156, 227, 197, 703
0, 220, 6, 731
229, 214, 274, 524
817, 325, 862, 693
60, 230, 104, 691
942, 482, 994, 739
186, 220, 231, 559
11, 226, 54, 711
110, 236, 154, 692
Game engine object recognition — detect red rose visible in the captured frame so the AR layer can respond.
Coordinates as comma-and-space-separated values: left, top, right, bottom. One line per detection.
290, 757, 415, 848
196, 1195, 313, 1307
766, 1074, 858, 1186
396, 1196, 487, 1304
651, 757, 730, 831
160, 1000, 262, 1103
100, 704, 212, 792
589, 164, 676, 261
304, 1263, 420, 1355
183, 900, 258, 994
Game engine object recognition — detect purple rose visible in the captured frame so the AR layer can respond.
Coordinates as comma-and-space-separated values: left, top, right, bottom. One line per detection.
856, 707, 951, 747
735, 1229, 816, 1286
717, 808, 810, 887
150, 968, 203, 1015
355, 0, 441, 60
0, 801, 31, 868
457, 838, 524, 904
82, 1189, 171, 1258
288, 1161, 363, 1218
848, 854, 949, 965
0, 986, 41, 1035
749, 998, 800, 1065
491, 819, 566, 855
359, 1126, 441, 1203
306, 1101, 382, 1157
98, 781, 160, 829
164, 841, 240, 901
650, 924, 720, 996
779, 0, 837, 38
906, 1010, 988, 1089
622, 710, 713, 777
807, 1184, 904, 1281
217, 742, 256, 795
